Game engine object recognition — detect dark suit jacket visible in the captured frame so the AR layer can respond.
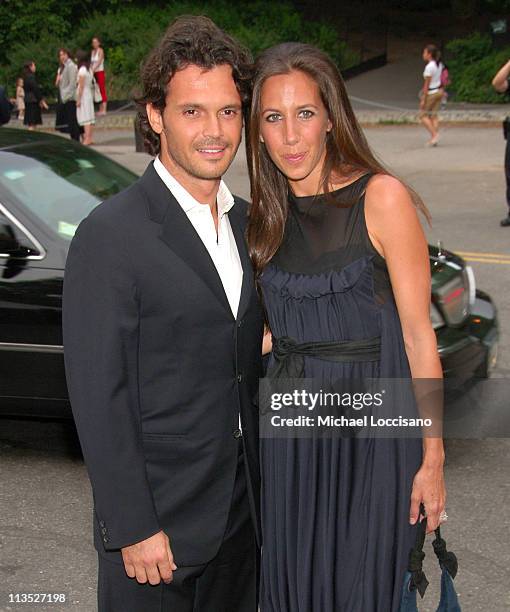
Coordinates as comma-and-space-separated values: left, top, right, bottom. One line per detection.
63, 161, 264, 566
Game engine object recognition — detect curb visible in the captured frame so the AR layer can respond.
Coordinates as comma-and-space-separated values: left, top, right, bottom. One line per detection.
355, 109, 509, 125
20, 108, 510, 132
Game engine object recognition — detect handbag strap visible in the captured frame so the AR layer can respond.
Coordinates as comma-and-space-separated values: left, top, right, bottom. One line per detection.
407, 502, 458, 598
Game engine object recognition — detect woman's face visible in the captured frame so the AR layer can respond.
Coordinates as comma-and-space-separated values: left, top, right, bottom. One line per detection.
31, 63, 36, 73
92, 38, 100, 49
422, 48, 431, 62
259, 69, 332, 195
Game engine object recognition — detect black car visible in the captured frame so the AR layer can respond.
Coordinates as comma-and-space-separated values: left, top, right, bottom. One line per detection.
0, 128, 499, 417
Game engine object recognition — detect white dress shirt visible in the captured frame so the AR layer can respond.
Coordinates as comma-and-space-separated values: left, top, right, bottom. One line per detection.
153, 156, 243, 318
153, 157, 244, 430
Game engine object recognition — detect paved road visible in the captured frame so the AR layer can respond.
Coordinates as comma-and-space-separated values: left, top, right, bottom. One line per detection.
1, 124, 509, 611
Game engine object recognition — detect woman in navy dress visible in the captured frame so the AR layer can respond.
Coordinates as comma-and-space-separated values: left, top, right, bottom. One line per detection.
247, 43, 447, 611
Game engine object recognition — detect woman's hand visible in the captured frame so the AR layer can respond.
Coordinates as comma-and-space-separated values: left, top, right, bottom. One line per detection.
39, 99, 48, 110
409, 459, 446, 534
262, 327, 272, 355
76, 99, 81, 108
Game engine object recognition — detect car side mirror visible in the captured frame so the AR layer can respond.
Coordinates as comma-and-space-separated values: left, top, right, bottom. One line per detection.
0, 223, 20, 254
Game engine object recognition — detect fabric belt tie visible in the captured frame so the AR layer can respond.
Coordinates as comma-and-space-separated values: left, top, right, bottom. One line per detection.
269, 335, 382, 379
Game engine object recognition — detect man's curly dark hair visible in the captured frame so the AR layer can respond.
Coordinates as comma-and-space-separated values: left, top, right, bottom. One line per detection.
135, 15, 253, 156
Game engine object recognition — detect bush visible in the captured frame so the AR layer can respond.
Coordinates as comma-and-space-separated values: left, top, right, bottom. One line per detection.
446, 32, 510, 103
0, 1, 359, 102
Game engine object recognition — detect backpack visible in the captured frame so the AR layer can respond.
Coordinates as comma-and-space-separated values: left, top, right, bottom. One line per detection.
440, 65, 451, 89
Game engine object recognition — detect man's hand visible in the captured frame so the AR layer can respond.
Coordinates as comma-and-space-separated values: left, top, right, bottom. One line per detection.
121, 530, 177, 585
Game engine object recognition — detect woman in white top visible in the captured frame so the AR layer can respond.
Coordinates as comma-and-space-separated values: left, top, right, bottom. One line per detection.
91, 36, 107, 115
419, 44, 444, 146
76, 49, 95, 145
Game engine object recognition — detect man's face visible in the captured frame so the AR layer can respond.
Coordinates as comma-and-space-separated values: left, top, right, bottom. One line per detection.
148, 64, 243, 182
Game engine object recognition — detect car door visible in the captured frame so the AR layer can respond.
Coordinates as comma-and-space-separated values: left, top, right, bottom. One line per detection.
0, 202, 68, 415
0, 135, 138, 417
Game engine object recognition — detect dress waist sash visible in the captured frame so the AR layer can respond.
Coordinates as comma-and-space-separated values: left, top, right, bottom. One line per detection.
269, 335, 382, 378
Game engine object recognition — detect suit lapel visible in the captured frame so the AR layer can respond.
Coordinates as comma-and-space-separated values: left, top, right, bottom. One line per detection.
229, 205, 253, 322
140, 162, 233, 317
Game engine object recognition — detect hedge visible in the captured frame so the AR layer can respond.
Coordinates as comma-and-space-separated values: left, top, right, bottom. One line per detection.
0, 1, 359, 102
445, 32, 510, 103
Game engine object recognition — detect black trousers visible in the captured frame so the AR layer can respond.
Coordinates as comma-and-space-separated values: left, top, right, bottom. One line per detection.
505, 136, 510, 212
63, 100, 81, 141
97, 442, 258, 612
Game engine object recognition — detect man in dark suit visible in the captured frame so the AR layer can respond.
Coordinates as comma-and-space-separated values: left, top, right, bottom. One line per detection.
63, 16, 264, 612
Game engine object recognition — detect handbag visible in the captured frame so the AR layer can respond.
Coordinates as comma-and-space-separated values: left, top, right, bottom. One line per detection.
399, 503, 461, 612
92, 74, 102, 104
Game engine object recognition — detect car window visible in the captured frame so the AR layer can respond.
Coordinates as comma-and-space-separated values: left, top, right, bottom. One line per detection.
0, 143, 137, 241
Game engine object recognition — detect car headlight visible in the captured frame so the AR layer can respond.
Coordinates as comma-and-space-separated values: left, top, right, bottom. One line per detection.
430, 301, 445, 330
435, 273, 470, 327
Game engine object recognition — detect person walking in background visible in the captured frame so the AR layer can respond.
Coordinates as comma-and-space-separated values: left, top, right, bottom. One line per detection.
15, 77, 25, 121
91, 36, 107, 115
58, 48, 81, 141
22, 61, 48, 130
419, 44, 444, 146
491, 59, 510, 227
76, 50, 95, 145
54, 63, 69, 134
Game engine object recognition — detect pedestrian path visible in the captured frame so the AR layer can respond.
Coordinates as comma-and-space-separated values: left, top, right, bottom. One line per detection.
345, 39, 510, 123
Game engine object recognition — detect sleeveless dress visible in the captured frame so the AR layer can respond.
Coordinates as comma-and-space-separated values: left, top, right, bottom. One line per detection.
76, 66, 95, 126
258, 173, 424, 612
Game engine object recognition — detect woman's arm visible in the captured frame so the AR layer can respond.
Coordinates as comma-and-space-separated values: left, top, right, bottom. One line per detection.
492, 60, 510, 93
420, 76, 431, 108
365, 174, 446, 533
262, 326, 272, 355
76, 71, 85, 107
31, 76, 47, 108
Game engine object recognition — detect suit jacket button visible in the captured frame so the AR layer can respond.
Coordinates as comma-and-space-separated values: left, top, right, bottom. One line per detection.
101, 527, 107, 535
99, 520, 105, 528
237, 373, 243, 383
237, 319, 243, 328
233, 429, 242, 439
103, 536, 109, 543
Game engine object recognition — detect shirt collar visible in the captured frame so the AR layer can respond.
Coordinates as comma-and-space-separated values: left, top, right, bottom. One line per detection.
153, 156, 235, 217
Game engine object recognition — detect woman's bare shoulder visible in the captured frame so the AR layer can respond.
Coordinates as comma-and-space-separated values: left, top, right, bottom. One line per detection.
365, 174, 415, 213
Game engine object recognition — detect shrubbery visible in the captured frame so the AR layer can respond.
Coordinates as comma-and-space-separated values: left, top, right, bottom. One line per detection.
0, 1, 359, 102
445, 32, 510, 103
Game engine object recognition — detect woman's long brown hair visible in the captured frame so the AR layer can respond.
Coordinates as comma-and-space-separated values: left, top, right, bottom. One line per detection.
246, 42, 430, 276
